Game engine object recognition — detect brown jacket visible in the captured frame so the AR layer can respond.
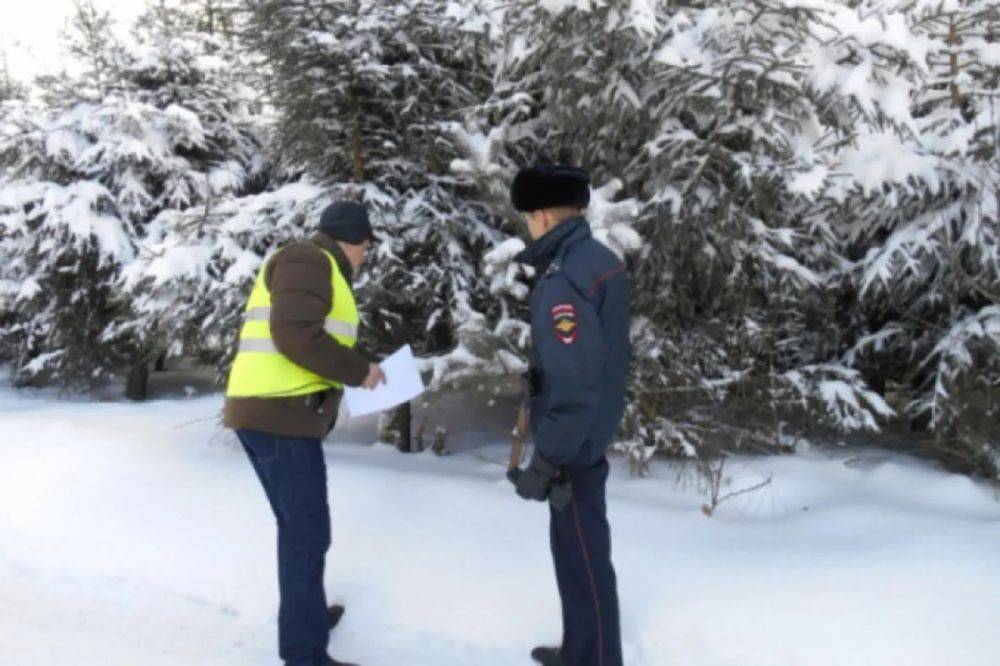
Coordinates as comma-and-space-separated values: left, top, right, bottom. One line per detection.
223, 232, 370, 439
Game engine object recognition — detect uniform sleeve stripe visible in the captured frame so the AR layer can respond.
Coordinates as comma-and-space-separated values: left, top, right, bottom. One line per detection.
588, 264, 627, 296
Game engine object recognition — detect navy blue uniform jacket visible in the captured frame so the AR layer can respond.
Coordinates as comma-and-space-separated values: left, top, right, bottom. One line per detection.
517, 217, 631, 468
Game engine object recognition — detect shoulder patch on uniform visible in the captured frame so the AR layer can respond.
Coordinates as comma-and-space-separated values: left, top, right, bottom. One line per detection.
551, 303, 579, 345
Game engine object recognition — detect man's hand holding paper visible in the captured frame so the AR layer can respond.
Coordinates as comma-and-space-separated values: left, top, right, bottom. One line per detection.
344, 345, 425, 417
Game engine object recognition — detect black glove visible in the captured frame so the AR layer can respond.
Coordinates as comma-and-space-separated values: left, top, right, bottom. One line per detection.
507, 453, 571, 510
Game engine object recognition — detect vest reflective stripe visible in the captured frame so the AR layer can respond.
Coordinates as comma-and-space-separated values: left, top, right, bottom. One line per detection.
325, 319, 358, 338
237, 338, 280, 354
241, 306, 359, 338
225, 246, 359, 398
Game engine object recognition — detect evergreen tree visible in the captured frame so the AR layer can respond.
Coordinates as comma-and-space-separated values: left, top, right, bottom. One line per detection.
0, 2, 134, 389
456, 0, 915, 470
824, 0, 1000, 475
0, 0, 263, 395
0, 0, 995, 478
119, 0, 266, 395
241, 0, 500, 366
138, 179, 329, 382
620, 0, 900, 462
0, 50, 27, 103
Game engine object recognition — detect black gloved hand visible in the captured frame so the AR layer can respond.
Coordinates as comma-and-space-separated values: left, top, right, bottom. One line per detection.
507, 453, 562, 503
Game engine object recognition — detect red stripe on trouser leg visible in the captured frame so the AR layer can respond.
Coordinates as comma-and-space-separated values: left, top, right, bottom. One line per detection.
571, 494, 604, 666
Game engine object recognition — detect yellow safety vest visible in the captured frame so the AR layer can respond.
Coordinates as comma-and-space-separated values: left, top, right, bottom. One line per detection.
225, 246, 359, 398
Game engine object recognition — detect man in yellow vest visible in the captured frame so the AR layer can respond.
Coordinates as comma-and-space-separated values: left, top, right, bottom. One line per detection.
224, 201, 384, 666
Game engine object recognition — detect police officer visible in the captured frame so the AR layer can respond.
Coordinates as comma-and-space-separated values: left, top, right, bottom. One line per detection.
224, 201, 386, 666
507, 165, 630, 666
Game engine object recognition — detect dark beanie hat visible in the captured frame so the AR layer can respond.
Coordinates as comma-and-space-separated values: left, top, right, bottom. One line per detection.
317, 201, 375, 244
510, 164, 591, 212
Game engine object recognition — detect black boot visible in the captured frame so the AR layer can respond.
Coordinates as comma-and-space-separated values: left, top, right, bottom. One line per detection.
325, 606, 352, 664
328, 604, 345, 630
531, 646, 566, 666
325, 658, 359, 666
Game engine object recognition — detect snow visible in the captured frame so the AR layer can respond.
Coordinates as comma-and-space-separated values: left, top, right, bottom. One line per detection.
926, 306, 1000, 373
831, 132, 942, 199
33, 180, 136, 260
1, 389, 998, 665
444, 1, 494, 34
787, 165, 828, 197
622, 0, 660, 36
483, 237, 525, 265
765, 250, 822, 286
539, 0, 596, 14
654, 12, 710, 70
858, 208, 952, 296
44, 127, 88, 161
15, 277, 41, 300
139, 242, 214, 286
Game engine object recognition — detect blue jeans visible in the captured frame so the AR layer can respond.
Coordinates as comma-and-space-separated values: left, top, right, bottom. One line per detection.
550, 458, 623, 666
237, 429, 332, 666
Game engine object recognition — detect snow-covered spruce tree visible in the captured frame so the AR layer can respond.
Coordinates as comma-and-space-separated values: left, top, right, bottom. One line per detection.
0, 53, 28, 168
140, 180, 330, 382
0, 2, 134, 389
814, 0, 1000, 476
906, 0, 1000, 475
241, 2, 505, 432
0, 178, 132, 388
454, 0, 706, 464
0, 1, 262, 396
455, 1, 875, 471
435, 0, 650, 393
0, 50, 27, 104
117, 0, 266, 396
619, 1, 924, 467
0, 64, 31, 369
609, 0, 997, 478
175, 0, 240, 38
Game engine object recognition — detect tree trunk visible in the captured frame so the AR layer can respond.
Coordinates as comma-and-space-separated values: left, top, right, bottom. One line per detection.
352, 116, 365, 182
948, 16, 962, 108
379, 402, 414, 451
125, 359, 149, 401
388, 402, 413, 453
396, 401, 413, 453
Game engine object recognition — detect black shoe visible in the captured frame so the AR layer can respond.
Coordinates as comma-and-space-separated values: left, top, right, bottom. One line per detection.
531, 646, 565, 666
325, 606, 353, 664
328, 604, 345, 630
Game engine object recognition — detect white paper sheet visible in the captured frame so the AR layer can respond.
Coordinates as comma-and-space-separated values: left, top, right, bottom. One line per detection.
343, 344, 425, 418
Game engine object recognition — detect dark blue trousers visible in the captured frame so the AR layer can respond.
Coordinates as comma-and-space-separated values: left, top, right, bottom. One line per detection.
237, 429, 332, 666
550, 458, 623, 666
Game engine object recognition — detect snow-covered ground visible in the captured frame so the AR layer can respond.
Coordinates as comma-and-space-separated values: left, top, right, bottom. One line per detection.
1, 388, 998, 666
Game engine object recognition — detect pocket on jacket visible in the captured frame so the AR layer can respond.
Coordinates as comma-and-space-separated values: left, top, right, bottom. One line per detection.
319, 390, 342, 435
317, 390, 342, 416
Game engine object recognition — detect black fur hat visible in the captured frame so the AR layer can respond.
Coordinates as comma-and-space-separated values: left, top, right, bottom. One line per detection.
510, 164, 591, 212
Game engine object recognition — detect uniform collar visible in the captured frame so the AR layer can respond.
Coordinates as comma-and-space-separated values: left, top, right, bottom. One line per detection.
515, 216, 591, 274
310, 231, 355, 284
